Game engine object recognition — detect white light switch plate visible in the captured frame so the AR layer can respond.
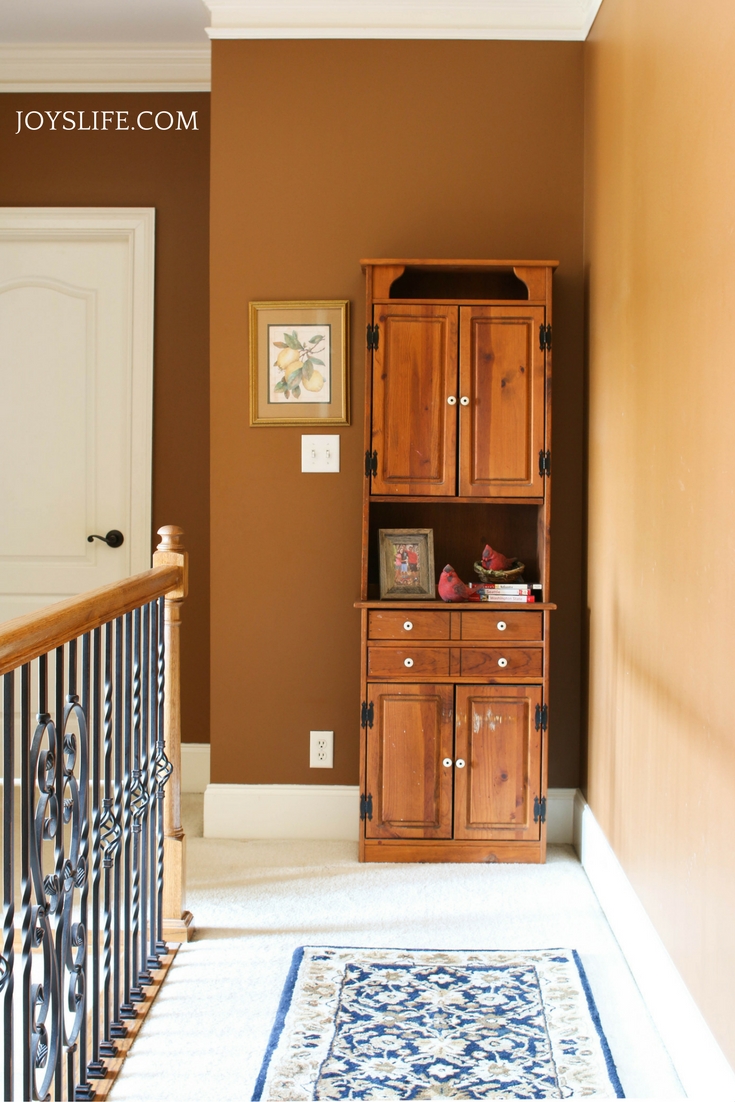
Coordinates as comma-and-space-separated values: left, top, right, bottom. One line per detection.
301, 434, 340, 473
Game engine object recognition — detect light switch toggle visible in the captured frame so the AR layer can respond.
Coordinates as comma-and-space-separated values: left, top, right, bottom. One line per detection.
301, 435, 340, 473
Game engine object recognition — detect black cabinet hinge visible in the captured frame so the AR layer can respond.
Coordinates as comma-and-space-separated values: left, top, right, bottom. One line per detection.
361, 700, 374, 729
360, 793, 374, 821
538, 450, 551, 477
367, 323, 380, 351
364, 450, 378, 478
539, 323, 552, 351
533, 795, 547, 824
535, 703, 548, 731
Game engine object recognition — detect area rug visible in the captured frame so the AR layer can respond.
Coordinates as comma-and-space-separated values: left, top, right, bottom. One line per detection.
253, 946, 624, 1100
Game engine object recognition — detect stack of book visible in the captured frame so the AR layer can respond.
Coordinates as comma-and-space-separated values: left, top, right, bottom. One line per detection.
470, 582, 542, 603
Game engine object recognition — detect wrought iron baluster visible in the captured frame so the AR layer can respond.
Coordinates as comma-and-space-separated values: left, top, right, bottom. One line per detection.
130, 607, 148, 1000
60, 636, 92, 1100
110, 618, 126, 1043
98, 621, 118, 1057
77, 632, 92, 1097
137, 603, 153, 987
54, 645, 65, 1100
154, 596, 171, 954
120, 613, 136, 1021
20, 663, 32, 1102
30, 654, 62, 1102
147, 601, 161, 972
87, 627, 105, 1080
2, 671, 15, 1101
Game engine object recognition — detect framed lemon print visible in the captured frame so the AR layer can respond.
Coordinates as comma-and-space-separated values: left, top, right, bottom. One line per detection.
249, 300, 349, 426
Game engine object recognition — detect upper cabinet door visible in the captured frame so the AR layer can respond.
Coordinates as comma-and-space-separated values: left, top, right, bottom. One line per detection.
453, 685, 542, 842
371, 305, 458, 496
458, 306, 546, 498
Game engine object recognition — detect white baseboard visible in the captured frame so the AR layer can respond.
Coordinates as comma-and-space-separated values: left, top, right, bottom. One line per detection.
204, 784, 360, 841
202, 782, 575, 844
574, 791, 735, 1098
181, 742, 211, 794
545, 787, 575, 844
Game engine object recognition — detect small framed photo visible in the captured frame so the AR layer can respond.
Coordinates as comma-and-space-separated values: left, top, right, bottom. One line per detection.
379, 529, 436, 600
249, 300, 349, 426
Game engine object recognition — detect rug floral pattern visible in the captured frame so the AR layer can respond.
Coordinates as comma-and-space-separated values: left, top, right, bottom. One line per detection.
254, 947, 623, 1100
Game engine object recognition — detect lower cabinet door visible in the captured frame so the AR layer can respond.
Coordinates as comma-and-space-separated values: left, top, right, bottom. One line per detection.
453, 684, 542, 841
365, 682, 454, 839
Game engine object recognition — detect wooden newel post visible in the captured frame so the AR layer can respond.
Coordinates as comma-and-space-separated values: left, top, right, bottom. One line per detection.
153, 525, 194, 941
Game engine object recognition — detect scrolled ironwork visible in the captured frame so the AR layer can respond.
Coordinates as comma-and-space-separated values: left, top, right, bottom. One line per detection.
153, 743, 173, 798
130, 770, 149, 831
4, 590, 177, 1099
99, 800, 122, 869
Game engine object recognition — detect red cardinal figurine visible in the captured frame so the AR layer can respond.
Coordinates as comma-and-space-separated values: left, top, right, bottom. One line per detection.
481, 544, 515, 572
439, 565, 481, 602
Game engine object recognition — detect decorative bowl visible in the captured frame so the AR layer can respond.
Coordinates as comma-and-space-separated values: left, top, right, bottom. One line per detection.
473, 560, 525, 584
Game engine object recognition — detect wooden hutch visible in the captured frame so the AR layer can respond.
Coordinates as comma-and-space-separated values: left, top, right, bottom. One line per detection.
357, 259, 557, 863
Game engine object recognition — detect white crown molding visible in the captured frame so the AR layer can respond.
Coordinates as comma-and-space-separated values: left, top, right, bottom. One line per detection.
0, 43, 211, 92
203, 0, 604, 41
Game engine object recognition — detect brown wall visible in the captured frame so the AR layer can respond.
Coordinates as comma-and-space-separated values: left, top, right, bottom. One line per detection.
210, 40, 585, 786
0, 93, 211, 743
585, 0, 735, 1059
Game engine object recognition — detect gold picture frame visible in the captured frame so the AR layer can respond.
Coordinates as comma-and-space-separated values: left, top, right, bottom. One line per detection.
249, 300, 349, 426
379, 529, 436, 600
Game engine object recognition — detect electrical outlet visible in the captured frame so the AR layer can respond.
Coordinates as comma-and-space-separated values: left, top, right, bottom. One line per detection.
309, 730, 334, 768
301, 435, 340, 473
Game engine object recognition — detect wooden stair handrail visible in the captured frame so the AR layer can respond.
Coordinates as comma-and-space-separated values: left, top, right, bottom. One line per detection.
0, 563, 182, 676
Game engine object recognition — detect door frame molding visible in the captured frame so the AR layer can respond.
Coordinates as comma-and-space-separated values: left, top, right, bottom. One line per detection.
0, 207, 156, 576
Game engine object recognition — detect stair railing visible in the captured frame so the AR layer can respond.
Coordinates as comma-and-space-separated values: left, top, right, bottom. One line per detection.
0, 525, 190, 1101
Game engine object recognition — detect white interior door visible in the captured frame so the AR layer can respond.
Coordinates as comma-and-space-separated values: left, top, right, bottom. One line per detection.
0, 208, 155, 624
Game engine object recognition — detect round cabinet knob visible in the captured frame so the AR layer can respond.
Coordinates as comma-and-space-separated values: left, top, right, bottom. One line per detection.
403, 621, 413, 632
442, 757, 453, 768
459, 396, 470, 406
447, 396, 457, 406
455, 758, 466, 769
403, 657, 414, 668
497, 621, 507, 632
498, 657, 508, 668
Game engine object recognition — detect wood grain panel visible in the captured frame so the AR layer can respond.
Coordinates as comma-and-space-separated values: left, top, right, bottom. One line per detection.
368, 610, 450, 640
459, 647, 543, 678
367, 647, 450, 677
458, 306, 545, 498
454, 685, 542, 840
371, 304, 458, 495
363, 840, 543, 863
460, 610, 543, 641
365, 682, 454, 839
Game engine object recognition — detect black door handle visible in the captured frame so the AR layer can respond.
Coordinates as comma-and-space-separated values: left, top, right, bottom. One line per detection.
87, 530, 125, 548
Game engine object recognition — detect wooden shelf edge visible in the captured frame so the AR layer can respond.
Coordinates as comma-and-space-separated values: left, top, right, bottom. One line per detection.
355, 600, 557, 610
360, 258, 560, 269
369, 495, 545, 505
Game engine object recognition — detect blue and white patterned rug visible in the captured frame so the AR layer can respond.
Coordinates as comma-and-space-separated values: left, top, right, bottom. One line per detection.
253, 946, 624, 1100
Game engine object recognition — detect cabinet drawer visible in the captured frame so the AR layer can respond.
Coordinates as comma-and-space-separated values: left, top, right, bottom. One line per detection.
368, 611, 450, 640
368, 647, 450, 677
460, 611, 542, 642
460, 647, 543, 677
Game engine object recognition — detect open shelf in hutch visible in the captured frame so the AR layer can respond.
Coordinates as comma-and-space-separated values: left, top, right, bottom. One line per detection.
357, 259, 557, 864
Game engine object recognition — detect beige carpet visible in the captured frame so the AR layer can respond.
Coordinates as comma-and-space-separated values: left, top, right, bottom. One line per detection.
109, 795, 684, 1101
